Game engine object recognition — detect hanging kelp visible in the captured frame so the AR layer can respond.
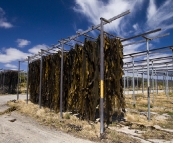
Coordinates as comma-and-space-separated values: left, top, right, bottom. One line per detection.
29, 36, 124, 123
0, 70, 18, 94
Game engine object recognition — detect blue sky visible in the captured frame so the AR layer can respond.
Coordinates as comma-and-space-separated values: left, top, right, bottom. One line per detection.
0, 0, 173, 71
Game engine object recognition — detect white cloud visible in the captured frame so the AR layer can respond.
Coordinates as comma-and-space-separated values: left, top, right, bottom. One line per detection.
73, 0, 173, 55
28, 44, 48, 54
5, 63, 17, 69
133, 23, 139, 31
0, 7, 13, 28
146, 0, 173, 31
73, 0, 143, 36
73, 0, 173, 37
0, 48, 30, 63
147, 0, 157, 20
76, 29, 83, 33
16, 39, 31, 48
123, 42, 144, 55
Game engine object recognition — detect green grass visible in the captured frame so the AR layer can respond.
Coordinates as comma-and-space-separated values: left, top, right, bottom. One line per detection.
167, 111, 173, 116
64, 113, 70, 119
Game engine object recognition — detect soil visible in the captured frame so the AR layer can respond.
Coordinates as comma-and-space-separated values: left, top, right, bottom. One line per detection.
0, 94, 94, 143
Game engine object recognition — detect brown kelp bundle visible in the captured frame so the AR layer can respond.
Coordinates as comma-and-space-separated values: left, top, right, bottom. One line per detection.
29, 36, 125, 122
0, 70, 18, 94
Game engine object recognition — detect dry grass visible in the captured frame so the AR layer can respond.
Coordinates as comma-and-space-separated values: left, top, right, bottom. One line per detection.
7, 100, 141, 143
142, 129, 173, 140
6, 92, 173, 142
124, 92, 173, 140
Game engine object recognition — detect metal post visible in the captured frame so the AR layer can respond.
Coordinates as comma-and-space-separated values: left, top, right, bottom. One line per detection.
146, 39, 150, 121
172, 49, 173, 92
100, 18, 105, 134
171, 75, 173, 92
168, 76, 170, 93
152, 61, 154, 103
162, 73, 165, 91
166, 64, 169, 99
26, 56, 30, 104
17, 61, 20, 100
137, 70, 138, 94
156, 70, 158, 95
60, 42, 64, 119
0, 70, 2, 90
127, 64, 129, 96
39, 50, 43, 108
124, 73, 126, 95
2, 71, 5, 93
165, 73, 166, 94
142, 66, 144, 95
132, 56, 135, 103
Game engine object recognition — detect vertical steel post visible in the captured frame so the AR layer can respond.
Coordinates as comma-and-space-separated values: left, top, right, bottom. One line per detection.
39, 50, 43, 108
0, 71, 1, 90
166, 64, 169, 98
150, 74, 151, 93
127, 64, 129, 96
132, 56, 135, 103
3, 71, 5, 93
152, 61, 154, 103
171, 75, 173, 92
26, 56, 30, 104
162, 73, 165, 91
172, 49, 173, 92
137, 70, 138, 94
165, 73, 166, 94
60, 42, 64, 119
142, 66, 144, 95
17, 61, 20, 100
100, 18, 104, 134
146, 39, 150, 121
0, 70, 3, 90
124, 72, 126, 95
156, 70, 158, 95
168, 76, 169, 93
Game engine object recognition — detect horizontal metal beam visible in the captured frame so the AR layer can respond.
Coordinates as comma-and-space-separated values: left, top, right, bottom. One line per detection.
27, 10, 130, 60
82, 33, 96, 40
123, 33, 169, 47
124, 45, 173, 58
121, 28, 161, 42
124, 55, 172, 65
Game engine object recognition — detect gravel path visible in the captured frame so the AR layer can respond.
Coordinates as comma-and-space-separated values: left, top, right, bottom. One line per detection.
0, 95, 94, 143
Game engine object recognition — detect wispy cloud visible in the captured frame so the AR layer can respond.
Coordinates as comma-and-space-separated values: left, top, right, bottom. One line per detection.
16, 39, 31, 48
147, 0, 157, 21
0, 44, 50, 64
73, 0, 143, 36
0, 7, 13, 29
5, 63, 17, 69
73, 0, 173, 55
28, 44, 48, 54
0, 48, 30, 63
146, 0, 173, 31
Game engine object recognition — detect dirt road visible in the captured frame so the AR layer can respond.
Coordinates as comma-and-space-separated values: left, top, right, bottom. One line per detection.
0, 95, 94, 143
